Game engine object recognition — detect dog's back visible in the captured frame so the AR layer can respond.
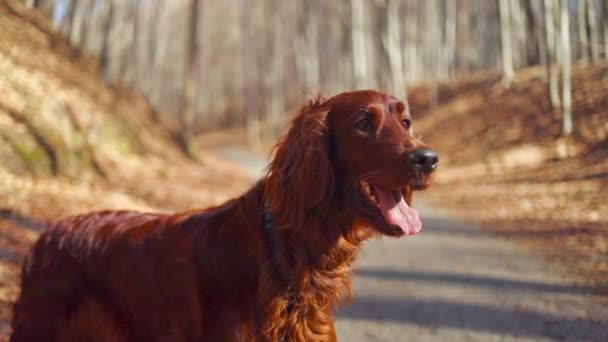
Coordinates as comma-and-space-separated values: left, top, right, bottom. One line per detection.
11, 210, 206, 341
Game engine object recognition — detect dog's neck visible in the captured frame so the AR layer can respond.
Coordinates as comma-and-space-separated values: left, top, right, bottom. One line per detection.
259, 182, 367, 286
252, 179, 372, 340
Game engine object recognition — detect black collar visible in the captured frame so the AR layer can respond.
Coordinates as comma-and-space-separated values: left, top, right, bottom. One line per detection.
262, 201, 294, 287
262, 201, 299, 341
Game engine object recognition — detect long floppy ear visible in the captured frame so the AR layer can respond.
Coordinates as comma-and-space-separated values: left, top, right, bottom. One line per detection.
264, 94, 334, 229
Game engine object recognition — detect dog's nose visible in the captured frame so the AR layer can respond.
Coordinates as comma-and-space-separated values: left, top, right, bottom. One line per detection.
409, 149, 439, 173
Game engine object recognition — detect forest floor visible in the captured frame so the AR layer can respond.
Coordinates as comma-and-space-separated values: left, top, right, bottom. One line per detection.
0, 1, 252, 338
0, 0, 607, 340
408, 65, 608, 291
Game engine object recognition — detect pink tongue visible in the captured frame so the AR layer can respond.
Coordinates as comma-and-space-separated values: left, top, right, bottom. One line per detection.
375, 187, 422, 235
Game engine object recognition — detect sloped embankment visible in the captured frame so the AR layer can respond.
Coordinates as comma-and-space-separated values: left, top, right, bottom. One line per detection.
411, 65, 608, 288
0, 1, 252, 338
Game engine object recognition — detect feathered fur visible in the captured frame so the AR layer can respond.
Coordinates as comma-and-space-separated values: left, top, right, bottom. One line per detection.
11, 90, 434, 341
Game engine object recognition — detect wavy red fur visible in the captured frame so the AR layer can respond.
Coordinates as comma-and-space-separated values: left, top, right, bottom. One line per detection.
11, 90, 435, 341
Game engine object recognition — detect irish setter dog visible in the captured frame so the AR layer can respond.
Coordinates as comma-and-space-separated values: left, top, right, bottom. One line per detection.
11, 90, 438, 341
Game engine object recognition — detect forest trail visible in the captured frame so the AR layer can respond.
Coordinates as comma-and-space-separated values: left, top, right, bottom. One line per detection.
211, 147, 608, 342
1, 1, 607, 340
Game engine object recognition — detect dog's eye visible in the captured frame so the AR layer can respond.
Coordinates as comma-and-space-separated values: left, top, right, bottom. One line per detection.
402, 118, 411, 129
355, 118, 372, 131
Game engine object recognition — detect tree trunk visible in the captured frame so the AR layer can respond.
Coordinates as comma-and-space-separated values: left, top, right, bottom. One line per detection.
561, 0, 573, 136
178, 0, 201, 156
426, 0, 440, 108
544, 0, 560, 108
60, 0, 77, 39
382, 0, 406, 99
351, 0, 368, 89
77, 0, 92, 48
604, 0, 608, 60
499, 0, 514, 87
444, 0, 457, 80
147, 0, 164, 104
587, 0, 600, 62
402, 1, 419, 82
25, 0, 37, 8
245, 1, 263, 146
578, 0, 590, 62
297, 0, 320, 91
456, 0, 470, 75
124, 0, 140, 87
266, 0, 285, 139
99, 0, 114, 82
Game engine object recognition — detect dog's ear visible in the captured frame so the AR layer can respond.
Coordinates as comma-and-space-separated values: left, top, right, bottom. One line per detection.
265, 94, 334, 228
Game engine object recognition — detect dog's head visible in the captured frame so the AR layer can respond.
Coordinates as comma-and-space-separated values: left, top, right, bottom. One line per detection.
265, 90, 437, 237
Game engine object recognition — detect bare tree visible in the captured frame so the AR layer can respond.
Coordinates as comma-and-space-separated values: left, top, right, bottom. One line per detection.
351, 0, 369, 89
244, 1, 264, 146
425, 0, 441, 107
499, 0, 514, 87
295, 0, 321, 92
561, 0, 573, 136
34, 0, 608, 141
60, 0, 77, 39
120, 0, 140, 87
444, 0, 458, 79
266, 0, 286, 139
587, 0, 600, 62
456, 0, 470, 75
99, 0, 114, 81
578, 0, 590, 62
604, 0, 608, 59
177, 0, 201, 155
382, 0, 406, 99
544, 0, 561, 108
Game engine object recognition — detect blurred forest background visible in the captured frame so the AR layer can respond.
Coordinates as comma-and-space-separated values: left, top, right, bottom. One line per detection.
24, 0, 608, 147
1, 0, 608, 339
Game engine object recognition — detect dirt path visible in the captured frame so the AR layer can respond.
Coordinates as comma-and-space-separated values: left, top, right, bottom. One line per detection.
213, 147, 608, 342
335, 202, 608, 341
1, 148, 606, 341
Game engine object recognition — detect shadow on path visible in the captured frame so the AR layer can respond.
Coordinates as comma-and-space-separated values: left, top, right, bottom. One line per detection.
355, 268, 597, 295
337, 296, 608, 340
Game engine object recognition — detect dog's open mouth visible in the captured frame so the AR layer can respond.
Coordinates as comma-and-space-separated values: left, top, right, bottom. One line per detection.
360, 180, 422, 236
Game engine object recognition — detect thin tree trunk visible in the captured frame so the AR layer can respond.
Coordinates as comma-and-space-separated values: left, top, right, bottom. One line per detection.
544, 0, 560, 108
426, 0, 440, 108
125, 0, 141, 87
499, 0, 514, 87
26, 0, 37, 8
60, 0, 77, 38
403, 1, 419, 82
299, 0, 320, 91
147, 0, 163, 102
604, 0, 608, 59
267, 0, 285, 139
561, 0, 573, 136
456, 0, 470, 75
445, 0, 457, 80
587, 0, 600, 62
382, 0, 406, 99
245, 2, 263, 146
178, 0, 201, 156
351, 0, 368, 89
77, 0, 92, 48
578, 0, 590, 62
99, 0, 114, 82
